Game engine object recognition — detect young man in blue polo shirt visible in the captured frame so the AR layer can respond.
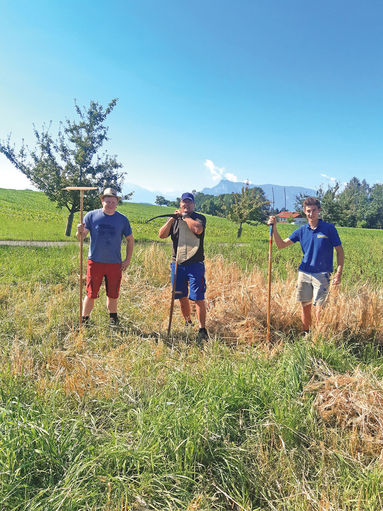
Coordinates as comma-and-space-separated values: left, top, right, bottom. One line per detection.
268, 197, 344, 332
158, 192, 208, 341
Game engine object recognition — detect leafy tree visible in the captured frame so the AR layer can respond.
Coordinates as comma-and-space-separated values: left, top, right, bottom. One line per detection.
228, 185, 270, 238
0, 99, 129, 236
337, 177, 370, 227
155, 195, 170, 206
317, 182, 342, 224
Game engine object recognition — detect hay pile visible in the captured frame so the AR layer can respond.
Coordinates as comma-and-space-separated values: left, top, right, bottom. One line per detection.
305, 368, 383, 458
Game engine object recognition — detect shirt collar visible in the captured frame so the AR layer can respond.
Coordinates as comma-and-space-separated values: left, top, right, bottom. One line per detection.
307, 218, 322, 231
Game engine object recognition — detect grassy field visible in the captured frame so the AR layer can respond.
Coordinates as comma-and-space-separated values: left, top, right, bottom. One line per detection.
2, 189, 383, 509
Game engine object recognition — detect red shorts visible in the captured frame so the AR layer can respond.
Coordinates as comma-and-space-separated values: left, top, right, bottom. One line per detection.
86, 260, 122, 299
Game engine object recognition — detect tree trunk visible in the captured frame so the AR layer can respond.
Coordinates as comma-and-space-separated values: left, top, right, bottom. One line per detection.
65, 211, 74, 237
237, 223, 243, 238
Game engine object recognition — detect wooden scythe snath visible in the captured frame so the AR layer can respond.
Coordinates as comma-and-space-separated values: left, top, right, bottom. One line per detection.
63, 186, 98, 329
266, 224, 273, 342
167, 219, 200, 336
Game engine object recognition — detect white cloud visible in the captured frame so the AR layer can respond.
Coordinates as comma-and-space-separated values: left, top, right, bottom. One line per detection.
320, 173, 336, 182
204, 159, 239, 182
225, 173, 238, 182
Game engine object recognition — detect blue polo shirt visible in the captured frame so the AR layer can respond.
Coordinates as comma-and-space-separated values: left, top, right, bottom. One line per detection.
289, 219, 341, 274
84, 209, 132, 264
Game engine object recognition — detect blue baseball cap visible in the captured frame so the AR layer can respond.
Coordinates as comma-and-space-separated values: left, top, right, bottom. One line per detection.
181, 192, 194, 202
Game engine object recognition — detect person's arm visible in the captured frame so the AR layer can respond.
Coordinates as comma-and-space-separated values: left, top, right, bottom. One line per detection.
158, 211, 181, 238
76, 223, 89, 241
332, 245, 344, 285
158, 217, 176, 238
121, 234, 134, 270
267, 216, 293, 249
183, 215, 204, 235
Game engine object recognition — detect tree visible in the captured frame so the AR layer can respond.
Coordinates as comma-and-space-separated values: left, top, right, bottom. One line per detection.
317, 182, 342, 224
228, 185, 270, 238
155, 195, 170, 206
0, 99, 129, 236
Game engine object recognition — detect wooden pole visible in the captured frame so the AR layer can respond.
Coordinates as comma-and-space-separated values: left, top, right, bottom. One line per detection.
167, 259, 179, 336
63, 186, 97, 329
266, 224, 273, 341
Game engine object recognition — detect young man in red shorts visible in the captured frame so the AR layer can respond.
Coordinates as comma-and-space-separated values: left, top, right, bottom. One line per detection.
76, 187, 134, 325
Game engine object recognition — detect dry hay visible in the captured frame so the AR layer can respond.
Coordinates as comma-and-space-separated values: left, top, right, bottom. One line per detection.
120, 244, 383, 345
305, 367, 383, 458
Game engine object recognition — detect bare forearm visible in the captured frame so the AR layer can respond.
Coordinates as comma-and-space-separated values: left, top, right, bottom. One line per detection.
273, 227, 291, 249
183, 216, 203, 235
124, 237, 134, 264
336, 246, 344, 274
158, 217, 175, 238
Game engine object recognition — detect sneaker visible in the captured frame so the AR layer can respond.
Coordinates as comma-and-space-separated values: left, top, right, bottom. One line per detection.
196, 328, 209, 342
81, 316, 90, 327
109, 316, 119, 327
185, 320, 193, 327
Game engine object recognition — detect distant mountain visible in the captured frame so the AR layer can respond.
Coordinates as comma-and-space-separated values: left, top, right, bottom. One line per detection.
122, 183, 178, 204
201, 180, 316, 211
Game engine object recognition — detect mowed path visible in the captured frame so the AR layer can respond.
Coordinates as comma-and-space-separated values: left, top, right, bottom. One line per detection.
0, 241, 77, 246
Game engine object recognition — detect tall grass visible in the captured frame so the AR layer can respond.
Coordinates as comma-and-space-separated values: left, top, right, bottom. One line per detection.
1, 242, 383, 508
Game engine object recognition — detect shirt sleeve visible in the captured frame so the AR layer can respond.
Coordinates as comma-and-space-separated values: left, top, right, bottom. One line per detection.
84, 212, 91, 230
329, 224, 342, 247
289, 227, 301, 243
123, 218, 132, 237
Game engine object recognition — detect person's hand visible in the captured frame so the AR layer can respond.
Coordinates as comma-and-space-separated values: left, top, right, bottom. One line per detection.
332, 272, 342, 286
267, 216, 276, 226
121, 259, 129, 271
77, 223, 86, 234
174, 209, 182, 218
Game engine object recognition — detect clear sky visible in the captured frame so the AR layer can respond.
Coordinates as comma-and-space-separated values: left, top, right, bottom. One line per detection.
0, 0, 382, 197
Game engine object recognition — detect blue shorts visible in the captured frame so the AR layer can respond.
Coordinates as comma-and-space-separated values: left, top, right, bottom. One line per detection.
170, 262, 206, 301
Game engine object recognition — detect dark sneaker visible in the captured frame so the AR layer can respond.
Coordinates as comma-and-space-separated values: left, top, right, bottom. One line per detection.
196, 328, 209, 342
109, 316, 119, 327
185, 320, 193, 327
81, 316, 90, 327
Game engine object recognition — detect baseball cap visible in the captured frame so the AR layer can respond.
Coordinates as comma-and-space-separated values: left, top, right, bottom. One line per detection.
181, 192, 194, 202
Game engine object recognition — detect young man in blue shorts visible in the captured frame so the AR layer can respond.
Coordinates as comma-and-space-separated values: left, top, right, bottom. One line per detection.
76, 187, 134, 326
268, 197, 344, 332
158, 192, 208, 340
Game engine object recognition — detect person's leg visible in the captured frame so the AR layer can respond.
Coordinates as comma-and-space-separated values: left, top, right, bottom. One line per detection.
312, 273, 330, 325
83, 260, 103, 320
179, 296, 191, 321
83, 296, 95, 316
107, 297, 118, 313
296, 272, 314, 331
301, 302, 312, 331
105, 263, 122, 323
170, 263, 188, 321
195, 300, 206, 328
188, 263, 207, 338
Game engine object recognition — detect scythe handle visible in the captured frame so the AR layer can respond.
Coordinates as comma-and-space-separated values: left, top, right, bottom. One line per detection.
266, 224, 273, 341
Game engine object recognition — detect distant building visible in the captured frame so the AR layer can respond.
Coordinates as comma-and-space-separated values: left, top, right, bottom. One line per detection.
276, 211, 306, 225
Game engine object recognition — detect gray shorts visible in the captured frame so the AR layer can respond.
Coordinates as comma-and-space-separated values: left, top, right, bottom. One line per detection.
296, 271, 330, 306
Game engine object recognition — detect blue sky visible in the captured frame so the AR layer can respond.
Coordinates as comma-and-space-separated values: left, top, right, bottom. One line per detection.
0, 0, 382, 197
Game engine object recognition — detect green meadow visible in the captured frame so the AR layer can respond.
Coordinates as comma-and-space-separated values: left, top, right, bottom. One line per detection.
1, 189, 383, 510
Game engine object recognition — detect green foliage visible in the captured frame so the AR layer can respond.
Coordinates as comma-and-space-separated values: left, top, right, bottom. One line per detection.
228, 185, 270, 238
296, 177, 383, 229
155, 195, 170, 206
0, 99, 127, 236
